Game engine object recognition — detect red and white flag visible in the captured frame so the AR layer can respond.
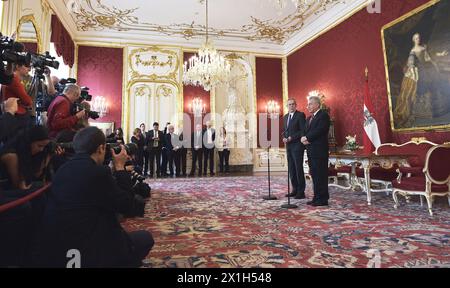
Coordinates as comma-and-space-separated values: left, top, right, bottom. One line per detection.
363, 68, 381, 154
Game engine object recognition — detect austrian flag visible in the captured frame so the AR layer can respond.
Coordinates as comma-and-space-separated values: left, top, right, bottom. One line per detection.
363, 69, 381, 154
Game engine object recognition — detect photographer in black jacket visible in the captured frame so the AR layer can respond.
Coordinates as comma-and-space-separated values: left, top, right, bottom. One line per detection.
35, 126, 154, 267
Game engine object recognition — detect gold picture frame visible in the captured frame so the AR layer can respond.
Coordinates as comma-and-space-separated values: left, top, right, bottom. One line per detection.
382, 0, 450, 132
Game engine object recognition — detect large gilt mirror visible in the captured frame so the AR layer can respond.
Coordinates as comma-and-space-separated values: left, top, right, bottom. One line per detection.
16, 15, 42, 53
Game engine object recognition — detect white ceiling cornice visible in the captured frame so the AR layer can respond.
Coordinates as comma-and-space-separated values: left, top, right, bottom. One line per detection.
48, 0, 371, 56
284, 0, 368, 55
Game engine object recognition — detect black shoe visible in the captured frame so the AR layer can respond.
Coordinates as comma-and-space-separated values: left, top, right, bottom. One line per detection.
294, 194, 306, 199
307, 200, 315, 205
312, 202, 328, 207
285, 192, 297, 197
210, 172, 215, 176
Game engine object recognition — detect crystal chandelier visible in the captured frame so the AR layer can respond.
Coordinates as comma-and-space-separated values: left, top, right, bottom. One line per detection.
92, 96, 108, 118
266, 100, 280, 119
183, 0, 231, 91
189, 97, 206, 117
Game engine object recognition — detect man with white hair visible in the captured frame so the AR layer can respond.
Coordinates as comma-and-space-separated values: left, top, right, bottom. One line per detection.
46, 83, 86, 138
301, 95, 330, 207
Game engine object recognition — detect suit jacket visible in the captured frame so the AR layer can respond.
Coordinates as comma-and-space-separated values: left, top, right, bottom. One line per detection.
191, 130, 204, 150
146, 129, 164, 150
305, 109, 330, 158
163, 133, 180, 150
37, 154, 136, 267
203, 128, 216, 149
283, 110, 306, 149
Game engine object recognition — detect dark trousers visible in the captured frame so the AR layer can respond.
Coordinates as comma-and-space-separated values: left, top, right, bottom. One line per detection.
178, 148, 187, 176
143, 151, 149, 175
287, 145, 306, 195
149, 148, 161, 176
161, 149, 174, 175
126, 230, 154, 267
190, 148, 203, 175
218, 149, 230, 172
161, 148, 168, 175
309, 156, 329, 203
203, 148, 215, 174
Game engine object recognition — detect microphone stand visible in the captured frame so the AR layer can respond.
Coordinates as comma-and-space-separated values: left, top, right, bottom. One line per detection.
263, 145, 277, 200
281, 131, 298, 209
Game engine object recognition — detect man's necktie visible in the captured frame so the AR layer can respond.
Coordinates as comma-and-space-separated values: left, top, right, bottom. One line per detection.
287, 114, 292, 128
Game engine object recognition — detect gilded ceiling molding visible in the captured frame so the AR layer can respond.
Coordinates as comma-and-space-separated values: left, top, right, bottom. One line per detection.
70, 0, 346, 44
128, 46, 180, 82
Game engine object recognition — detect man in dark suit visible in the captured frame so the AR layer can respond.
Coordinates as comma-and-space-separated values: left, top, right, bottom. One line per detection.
203, 120, 216, 176
161, 124, 178, 177
146, 122, 164, 177
160, 122, 171, 176
190, 124, 203, 176
301, 95, 330, 206
177, 129, 188, 177
283, 98, 307, 199
35, 127, 154, 267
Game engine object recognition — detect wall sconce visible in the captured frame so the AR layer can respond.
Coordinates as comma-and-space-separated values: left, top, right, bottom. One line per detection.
92, 96, 108, 118
266, 99, 280, 119
189, 97, 206, 117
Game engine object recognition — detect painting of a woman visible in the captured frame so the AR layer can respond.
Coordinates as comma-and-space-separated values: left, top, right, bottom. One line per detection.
394, 33, 447, 128
383, 0, 450, 131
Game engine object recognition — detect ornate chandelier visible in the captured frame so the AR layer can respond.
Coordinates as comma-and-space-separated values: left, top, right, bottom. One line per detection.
183, 0, 231, 91
266, 100, 280, 119
189, 97, 206, 118
92, 96, 108, 118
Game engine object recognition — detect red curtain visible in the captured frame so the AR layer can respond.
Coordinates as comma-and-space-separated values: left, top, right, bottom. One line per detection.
51, 15, 74, 68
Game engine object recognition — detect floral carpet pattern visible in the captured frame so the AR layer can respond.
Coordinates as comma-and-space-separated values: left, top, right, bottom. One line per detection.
123, 176, 450, 268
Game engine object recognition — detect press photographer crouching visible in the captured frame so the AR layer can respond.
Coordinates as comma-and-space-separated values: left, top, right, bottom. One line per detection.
0, 125, 53, 266
35, 126, 154, 267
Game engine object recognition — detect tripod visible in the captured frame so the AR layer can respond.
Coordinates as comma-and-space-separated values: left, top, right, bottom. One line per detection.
263, 145, 277, 200
28, 69, 51, 126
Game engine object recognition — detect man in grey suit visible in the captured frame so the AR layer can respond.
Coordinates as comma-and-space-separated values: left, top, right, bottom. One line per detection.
283, 98, 306, 199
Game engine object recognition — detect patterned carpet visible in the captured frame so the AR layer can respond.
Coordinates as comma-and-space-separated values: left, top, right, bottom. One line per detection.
123, 176, 450, 268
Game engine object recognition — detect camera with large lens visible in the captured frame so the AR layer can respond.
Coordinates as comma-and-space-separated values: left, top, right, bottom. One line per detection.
73, 101, 99, 120
0, 34, 31, 64
31, 51, 59, 73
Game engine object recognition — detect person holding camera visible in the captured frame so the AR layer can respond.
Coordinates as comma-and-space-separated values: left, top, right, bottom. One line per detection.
35, 126, 154, 267
145, 122, 164, 178
46, 83, 86, 138
1, 57, 33, 127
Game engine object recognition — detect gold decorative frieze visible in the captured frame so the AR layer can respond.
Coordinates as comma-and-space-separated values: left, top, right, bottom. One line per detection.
134, 85, 151, 98
128, 46, 179, 81
156, 84, 175, 98
69, 0, 346, 44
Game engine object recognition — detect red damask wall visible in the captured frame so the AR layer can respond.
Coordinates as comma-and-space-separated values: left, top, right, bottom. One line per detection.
256, 57, 283, 148
77, 46, 123, 128
183, 52, 211, 129
287, 0, 450, 145
23, 42, 37, 54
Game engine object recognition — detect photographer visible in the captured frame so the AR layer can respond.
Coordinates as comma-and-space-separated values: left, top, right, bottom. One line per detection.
0, 97, 20, 144
35, 126, 154, 267
0, 125, 51, 191
46, 83, 86, 138
1, 57, 33, 127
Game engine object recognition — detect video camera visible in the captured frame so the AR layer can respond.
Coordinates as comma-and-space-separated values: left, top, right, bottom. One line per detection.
0, 34, 31, 65
30, 51, 59, 77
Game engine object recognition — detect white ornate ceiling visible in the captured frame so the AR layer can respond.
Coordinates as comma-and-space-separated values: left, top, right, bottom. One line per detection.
48, 0, 368, 55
